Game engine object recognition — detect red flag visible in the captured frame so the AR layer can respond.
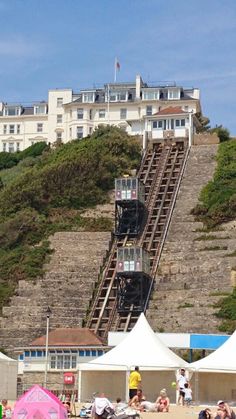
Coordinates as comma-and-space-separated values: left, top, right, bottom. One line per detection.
116, 60, 120, 71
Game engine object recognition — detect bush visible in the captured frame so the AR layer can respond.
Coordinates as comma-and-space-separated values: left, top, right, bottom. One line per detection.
0, 152, 19, 170
0, 126, 141, 310
192, 140, 236, 227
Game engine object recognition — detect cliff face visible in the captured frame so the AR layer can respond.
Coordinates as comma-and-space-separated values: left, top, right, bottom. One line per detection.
147, 144, 236, 333
1, 144, 236, 356
0, 232, 111, 355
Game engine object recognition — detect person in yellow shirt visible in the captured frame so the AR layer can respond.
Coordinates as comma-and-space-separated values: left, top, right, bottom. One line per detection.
129, 366, 142, 400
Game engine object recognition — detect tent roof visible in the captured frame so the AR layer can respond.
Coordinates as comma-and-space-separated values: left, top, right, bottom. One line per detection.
0, 351, 17, 363
79, 313, 188, 371
14, 384, 67, 411
190, 329, 236, 372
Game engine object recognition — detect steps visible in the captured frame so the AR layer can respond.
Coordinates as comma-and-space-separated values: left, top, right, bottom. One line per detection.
0, 231, 111, 355
146, 144, 236, 333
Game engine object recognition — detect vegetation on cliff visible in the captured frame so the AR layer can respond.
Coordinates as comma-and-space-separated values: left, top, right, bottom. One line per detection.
192, 139, 236, 228
0, 126, 141, 310
193, 138, 236, 332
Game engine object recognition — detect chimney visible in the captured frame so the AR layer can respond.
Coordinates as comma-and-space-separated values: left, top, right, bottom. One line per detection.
136, 74, 143, 100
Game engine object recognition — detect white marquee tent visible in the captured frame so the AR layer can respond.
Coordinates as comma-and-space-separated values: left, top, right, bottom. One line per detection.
190, 329, 236, 403
0, 351, 18, 400
78, 314, 188, 402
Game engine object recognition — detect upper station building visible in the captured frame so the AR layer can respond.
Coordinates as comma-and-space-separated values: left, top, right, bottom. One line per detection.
0, 75, 202, 152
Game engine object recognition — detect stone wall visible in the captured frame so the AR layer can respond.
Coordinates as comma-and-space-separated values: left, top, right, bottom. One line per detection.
193, 132, 219, 145
147, 144, 236, 333
0, 232, 111, 355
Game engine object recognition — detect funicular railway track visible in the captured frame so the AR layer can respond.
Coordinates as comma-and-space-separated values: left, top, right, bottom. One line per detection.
86, 141, 188, 339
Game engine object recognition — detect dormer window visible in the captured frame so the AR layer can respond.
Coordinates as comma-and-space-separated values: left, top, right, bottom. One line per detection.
108, 91, 127, 102
142, 90, 160, 100
4, 106, 21, 116
34, 104, 47, 115
82, 92, 95, 103
168, 89, 180, 100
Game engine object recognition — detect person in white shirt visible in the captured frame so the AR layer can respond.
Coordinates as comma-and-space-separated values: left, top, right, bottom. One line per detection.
91, 393, 114, 419
177, 368, 188, 406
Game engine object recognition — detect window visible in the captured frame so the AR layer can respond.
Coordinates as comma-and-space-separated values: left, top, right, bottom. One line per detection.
153, 121, 157, 129
9, 125, 15, 134
79, 350, 85, 357
120, 108, 127, 119
9, 143, 14, 153
82, 92, 95, 103
3, 143, 6, 152
97, 350, 103, 356
4, 106, 21, 116
181, 119, 185, 126
56, 132, 62, 142
37, 350, 43, 357
64, 355, 71, 369
168, 89, 180, 100
57, 97, 63, 107
31, 351, 36, 357
85, 350, 90, 357
89, 109, 93, 120
17, 124, 20, 134
57, 114, 62, 124
99, 109, 106, 118
16, 142, 20, 152
76, 126, 83, 139
109, 91, 127, 102
146, 106, 152, 116
37, 123, 43, 133
50, 355, 56, 369
69, 128, 72, 138
91, 350, 97, 356
142, 90, 159, 100
25, 351, 30, 357
3, 125, 7, 134
77, 108, 84, 119
19, 354, 24, 360
50, 354, 77, 369
71, 355, 77, 368
56, 355, 64, 369
34, 105, 46, 114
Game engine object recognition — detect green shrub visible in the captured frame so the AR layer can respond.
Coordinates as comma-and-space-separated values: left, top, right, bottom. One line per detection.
0, 126, 141, 310
192, 140, 236, 227
0, 152, 19, 170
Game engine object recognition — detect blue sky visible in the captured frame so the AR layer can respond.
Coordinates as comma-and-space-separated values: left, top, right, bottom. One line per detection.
0, 0, 236, 134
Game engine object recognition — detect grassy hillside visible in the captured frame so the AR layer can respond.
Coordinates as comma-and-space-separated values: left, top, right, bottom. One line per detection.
193, 139, 236, 332
0, 126, 141, 310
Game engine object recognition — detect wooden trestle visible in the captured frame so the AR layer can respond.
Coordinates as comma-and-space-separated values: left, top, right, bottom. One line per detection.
85, 142, 188, 339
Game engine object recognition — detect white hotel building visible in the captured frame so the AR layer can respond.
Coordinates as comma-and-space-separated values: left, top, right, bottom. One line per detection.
0, 75, 201, 152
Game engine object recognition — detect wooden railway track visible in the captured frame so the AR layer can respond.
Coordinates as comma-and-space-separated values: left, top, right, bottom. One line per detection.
86, 142, 188, 338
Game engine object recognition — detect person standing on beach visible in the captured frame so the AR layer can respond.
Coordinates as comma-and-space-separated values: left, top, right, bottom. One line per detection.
129, 366, 142, 400
177, 368, 188, 406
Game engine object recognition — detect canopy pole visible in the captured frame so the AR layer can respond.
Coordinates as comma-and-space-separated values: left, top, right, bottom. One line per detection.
78, 368, 82, 403
126, 369, 130, 403
194, 371, 199, 405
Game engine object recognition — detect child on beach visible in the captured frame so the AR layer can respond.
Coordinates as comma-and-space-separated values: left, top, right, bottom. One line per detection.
184, 383, 192, 407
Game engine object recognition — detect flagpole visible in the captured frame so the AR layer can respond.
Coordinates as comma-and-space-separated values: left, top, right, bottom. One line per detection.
107, 84, 110, 124
114, 57, 117, 83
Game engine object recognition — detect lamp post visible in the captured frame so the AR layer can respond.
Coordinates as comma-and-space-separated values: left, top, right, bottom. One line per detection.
44, 306, 51, 388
